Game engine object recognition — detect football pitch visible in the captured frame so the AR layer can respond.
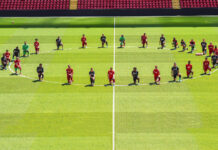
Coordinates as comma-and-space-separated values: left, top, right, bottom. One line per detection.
0, 16, 218, 150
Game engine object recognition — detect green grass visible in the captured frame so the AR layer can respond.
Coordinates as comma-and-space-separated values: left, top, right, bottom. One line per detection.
0, 16, 218, 150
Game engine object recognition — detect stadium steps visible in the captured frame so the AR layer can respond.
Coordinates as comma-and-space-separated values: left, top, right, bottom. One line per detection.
70, 0, 78, 10
172, 0, 181, 9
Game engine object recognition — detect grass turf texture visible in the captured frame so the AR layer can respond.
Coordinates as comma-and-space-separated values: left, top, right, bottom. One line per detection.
0, 17, 218, 150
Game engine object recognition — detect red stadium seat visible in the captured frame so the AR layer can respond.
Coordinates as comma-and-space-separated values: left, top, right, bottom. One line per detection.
77, 0, 173, 10
180, 0, 218, 8
0, 0, 70, 10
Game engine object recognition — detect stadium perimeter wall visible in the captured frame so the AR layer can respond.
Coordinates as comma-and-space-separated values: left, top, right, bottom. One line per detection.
0, 8, 218, 17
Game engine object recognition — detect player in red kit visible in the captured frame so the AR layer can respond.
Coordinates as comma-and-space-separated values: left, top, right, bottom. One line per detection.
141, 33, 148, 48
14, 57, 21, 74
208, 42, 214, 56
172, 37, 178, 49
186, 60, 193, 78
108, 67, 115, 85
189, 39, 195, 53
66, 65, 73, 85
34, 38, 40, 54
153, 66, 160, 85
81, 34, 87, 48
4, 50, 11, 64
203, 57, 211, 75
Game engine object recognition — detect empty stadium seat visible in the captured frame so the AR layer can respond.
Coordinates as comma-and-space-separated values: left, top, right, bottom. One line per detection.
180, 0, 218, 8
0, 0, 70, 10
77, 0, 173, 10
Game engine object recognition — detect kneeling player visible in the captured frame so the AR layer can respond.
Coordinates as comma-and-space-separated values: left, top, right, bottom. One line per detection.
203, 57, 211, 75
211, 54, 217, 68
56, 36, 63, 50
141, 33, 148, 48
108, 67, 115, 85
208, 42, 214, 57
153, 66, 160, 85
181, 39, 187, 51
214, 46, 218, 56
37, 64, 44, 81
81, 34, 87, 48
160, 34, 165, 49
172, 37, 178, 49
201, 39, 207, 55
34, 39, 40, 54
4, 50, 11, 64
66, 65, 73, 85
171, 63, 181, 82
14, 57, 21, 75
22, 41, 30, 57
119, 35, 125, 48
132, 67, 140, 84
101, 34, 108, 48
89, 68, 95, 86
13, 46, 20, 59
186, 61, 193, 78
1, 54, 7, 70
189, 39, 195, 53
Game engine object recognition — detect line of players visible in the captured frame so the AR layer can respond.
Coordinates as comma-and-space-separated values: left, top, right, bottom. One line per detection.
1, 34, 218, 85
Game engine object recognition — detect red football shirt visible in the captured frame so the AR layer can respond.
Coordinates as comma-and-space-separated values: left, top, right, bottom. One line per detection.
34, 41, 39, 48
141, 35, 147, 41
14, 59, 20, 67
208, 44, 214, 51
153, 69, 160, 76
66, 68, 73, 75
81, 37, 86, 42
186, 64, 192, 71
108, 70, 115, 78
203, 60, 210, 67
5, 52, 10, 58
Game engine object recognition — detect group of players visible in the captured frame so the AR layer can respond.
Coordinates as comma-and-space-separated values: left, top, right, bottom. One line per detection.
1, 34, 218, 86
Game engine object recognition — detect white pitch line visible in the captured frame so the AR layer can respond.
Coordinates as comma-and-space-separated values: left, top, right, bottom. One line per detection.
112, 16, 116, 150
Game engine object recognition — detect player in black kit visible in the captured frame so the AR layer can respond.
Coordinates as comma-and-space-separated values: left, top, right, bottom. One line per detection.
56, 36, 63, 50
37, 64, 44, 81
211, 54, 217, 68
132, 67, 140, 84
13, 46, 20, 59
201, 39, 207, 55
171, 63, 182, 82
160, 34, 166, 49
100, 34, 108, 48
89, 68, 95, 86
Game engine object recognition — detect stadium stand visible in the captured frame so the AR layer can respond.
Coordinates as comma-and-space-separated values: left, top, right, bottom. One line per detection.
0, 0, 70, 10
180, 0, 218, 8
77, 0, 173, 9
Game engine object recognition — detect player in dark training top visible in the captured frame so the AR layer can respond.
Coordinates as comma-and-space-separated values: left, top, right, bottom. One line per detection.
56, 36, 63, 50
201, 39, 207, 55
171, 63, 182, 82
160, 34, 165, 49
13, 46, 20, 59
181, 39, 187, 51
100, 34, 108, 48
1, 54, 7, 70
211, 54, 217, 68
89, 68, 95, 86
37, 64, 44, 81
132, 67, 140, 84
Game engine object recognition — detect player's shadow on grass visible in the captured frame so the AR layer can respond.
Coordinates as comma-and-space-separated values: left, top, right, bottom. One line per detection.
138, 46, 146, 48
62, 83, 71, 86
170, 48, 177, 50
157, 47, 163, 49
117, 47, 124, 49
168, 80, 180, 83
200, 73, 210, 76
128, 83, 138, 86
10, 73, 17, 76
149, 82, 156, 85
104, 84, 112, 87
85, 84, 94, 87
32, 80, 41, 83
187, 51, 193, 54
